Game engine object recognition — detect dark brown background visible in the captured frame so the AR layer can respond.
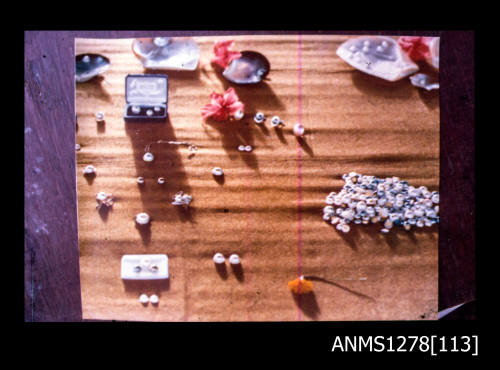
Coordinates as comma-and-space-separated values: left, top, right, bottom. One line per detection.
24, 31, 475, 321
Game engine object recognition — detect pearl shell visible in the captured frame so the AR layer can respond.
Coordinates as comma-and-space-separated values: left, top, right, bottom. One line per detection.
336, 36, 419, 81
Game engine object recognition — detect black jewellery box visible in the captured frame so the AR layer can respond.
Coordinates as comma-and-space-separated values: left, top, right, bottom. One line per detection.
124, 74, 168, 122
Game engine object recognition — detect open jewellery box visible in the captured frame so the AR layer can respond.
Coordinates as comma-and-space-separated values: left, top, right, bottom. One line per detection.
124, 74, 168, 122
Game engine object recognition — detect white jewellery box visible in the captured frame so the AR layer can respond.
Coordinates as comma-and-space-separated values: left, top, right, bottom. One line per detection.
121, 254, 169, 280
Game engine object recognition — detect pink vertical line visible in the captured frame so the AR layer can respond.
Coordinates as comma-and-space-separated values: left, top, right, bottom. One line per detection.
296, 34, 303, 321
245, 171, 253, 321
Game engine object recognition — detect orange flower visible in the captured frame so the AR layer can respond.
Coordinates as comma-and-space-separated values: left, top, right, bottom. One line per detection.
288, 276, 313, 294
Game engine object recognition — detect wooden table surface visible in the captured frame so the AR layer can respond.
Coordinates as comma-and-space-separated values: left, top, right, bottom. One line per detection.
75, 35, 439, 321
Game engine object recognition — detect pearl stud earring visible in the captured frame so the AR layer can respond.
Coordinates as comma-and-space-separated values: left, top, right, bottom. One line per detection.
254, 112, 265, 124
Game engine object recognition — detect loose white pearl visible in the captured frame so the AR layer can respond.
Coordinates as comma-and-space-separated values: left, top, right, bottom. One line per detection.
431, 193, 439, 204
270, 116, 281, 127
325, 197, 334, 205
213, 253, 225, 264
143, 152, 154, 162
237, 145, 246, 152
341, 224, 350, 233
376, 45, 384, 52
331, 217, 340, 225
323, 213, 331, 221
244, 145, 253, 152
132, 106, 141, 114
96, 192, 107, 202
234, 110, 244, 120
157, 177, 165, 184
384, 219, 393, 229
212, 167, 224, 176
139, 294, 149, 304
381, 41, 388, 48
149, 294, 159, 304
75, 143, 81, 151
95, 112, 104, 122
137, 177, 145, 184
135, 212, 150, 225
293, 123, 305, 137
146, 109, 153, 117
229, 254, 241, 265
83, 165, 96, 175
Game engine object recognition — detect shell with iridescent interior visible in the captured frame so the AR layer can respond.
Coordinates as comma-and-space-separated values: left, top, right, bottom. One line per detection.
75, 54, 110, 83
222, 51, 270, 84
132, 37, 200, 71
336, 36, 419, 81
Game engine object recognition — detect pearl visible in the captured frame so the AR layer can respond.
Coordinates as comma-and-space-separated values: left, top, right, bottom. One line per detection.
237, 145, 246, 152
254, 112, 265, 123
143, 152, 154, 162
75, 143, 81, 151
323, 206, 334, 214
331, 217, 340, 225
323, 213, 331, 221
325, 197, 334, 205
362, 46, 370, 53
229, 254, 241, 265
157, 177, 165, 184
82, 55, 90, 63
96, 192, 107, 202
154, 106, 162, 112
149, 294, 159, 304
376, 45, 384, 52
381, 41, 388, 48
270, 116, 282, 127
95, 112, 104, 122
349, 45, 356, 52
137, 177, 145, 184
341, 224, 350, 233
293, 123, 305, 137
431, 194, 439, 204
135, 212, 150, 225
384, 219, 393, 229
83, 165, 96, 175
132, 106, 141, 114
212, 167, 224, 176
416, 220, 424, 227
234, 110, 244, 120
404, 224, 411, 231
139, 294, 149, 304
213, 253, 225, 264
146, 109, 153, 116
244, 145, 253, 152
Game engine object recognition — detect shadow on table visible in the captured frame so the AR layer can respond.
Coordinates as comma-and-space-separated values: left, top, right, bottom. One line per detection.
304, 275, 375, 302
291, 291, 321, 320
125, 116, 194, 245
328, 221, 438, 255
122, 278, 170, 294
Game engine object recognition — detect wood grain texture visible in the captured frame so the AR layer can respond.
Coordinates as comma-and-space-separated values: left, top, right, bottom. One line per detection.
24, 31, 475, 322
76, 35, 438, 321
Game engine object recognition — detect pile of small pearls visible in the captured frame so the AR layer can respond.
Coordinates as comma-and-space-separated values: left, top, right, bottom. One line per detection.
322, 172, 439, 233
172, 191, 193, 206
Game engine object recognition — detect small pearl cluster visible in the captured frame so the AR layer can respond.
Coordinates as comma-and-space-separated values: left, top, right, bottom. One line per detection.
172, 191, 193, 206
96, 192, 114, 209
323, 172, 439, 233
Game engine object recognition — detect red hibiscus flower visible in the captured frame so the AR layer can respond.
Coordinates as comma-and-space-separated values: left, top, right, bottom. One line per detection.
201, 87, 244, 121
211, 40, 242, 69
398, 36, 433, 62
